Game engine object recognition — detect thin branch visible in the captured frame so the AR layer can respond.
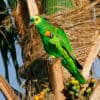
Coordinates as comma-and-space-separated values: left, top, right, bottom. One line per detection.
0, 75, 18, 100
0, 29, 9, 44
0, 10, 7, 15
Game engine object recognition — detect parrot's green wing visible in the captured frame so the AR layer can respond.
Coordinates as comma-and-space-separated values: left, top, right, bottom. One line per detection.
55, 28, 82, 69
55, 28, 74, 55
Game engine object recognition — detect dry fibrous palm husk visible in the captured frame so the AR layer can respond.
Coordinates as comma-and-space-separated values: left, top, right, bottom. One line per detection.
74, 0, 89, 7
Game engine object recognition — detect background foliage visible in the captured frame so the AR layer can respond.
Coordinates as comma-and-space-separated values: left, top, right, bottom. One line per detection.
0, 0, 20, 83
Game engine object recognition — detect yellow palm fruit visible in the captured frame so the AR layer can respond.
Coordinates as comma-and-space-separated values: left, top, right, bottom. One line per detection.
34, 95, 39, 100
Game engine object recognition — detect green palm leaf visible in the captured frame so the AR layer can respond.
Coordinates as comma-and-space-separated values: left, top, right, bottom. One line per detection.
0, 0, 21, 84
43, 0, 74, 14
7, 0, 17, 10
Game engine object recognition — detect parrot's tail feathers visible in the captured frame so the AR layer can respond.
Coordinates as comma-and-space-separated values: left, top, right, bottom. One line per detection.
74, 59, 83, 70
62, 59, 86, 84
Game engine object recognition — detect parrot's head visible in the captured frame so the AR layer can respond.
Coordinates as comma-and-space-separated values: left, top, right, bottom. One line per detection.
30, 16, 42, 26
30, 16, 51, 35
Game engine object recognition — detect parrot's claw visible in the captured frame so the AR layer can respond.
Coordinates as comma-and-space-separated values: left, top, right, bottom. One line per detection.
48, 56, 55, 64
48, 57, 53, 63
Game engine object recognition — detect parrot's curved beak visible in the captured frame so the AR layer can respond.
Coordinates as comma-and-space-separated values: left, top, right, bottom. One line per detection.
29, 17, 34, 27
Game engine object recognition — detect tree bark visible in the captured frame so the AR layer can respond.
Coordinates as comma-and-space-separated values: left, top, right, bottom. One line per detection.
26, 0, 39, 16
48, 59, 65, 100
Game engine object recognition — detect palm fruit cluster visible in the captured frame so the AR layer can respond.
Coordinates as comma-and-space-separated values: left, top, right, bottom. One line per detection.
64, 78, 95, 99
83, 78, 95, 96
64, 78, 81, 100
34, 88, 50, 100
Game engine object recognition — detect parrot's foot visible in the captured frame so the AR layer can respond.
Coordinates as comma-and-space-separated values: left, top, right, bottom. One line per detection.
48, 56, 55, 64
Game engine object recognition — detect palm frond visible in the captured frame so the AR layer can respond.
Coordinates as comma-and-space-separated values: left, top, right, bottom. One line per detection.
7, 0, 17, 10
0, 0, 21, 84
43, 0, 74, 14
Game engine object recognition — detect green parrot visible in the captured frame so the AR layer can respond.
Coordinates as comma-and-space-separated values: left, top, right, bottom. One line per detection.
30, 16, 86, 84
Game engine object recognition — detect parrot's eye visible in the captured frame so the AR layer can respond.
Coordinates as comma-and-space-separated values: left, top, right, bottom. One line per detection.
34, 17, 41, 24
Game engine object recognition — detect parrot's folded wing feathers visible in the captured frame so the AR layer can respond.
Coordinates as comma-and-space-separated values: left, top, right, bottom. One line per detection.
62, 46, 83, 70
